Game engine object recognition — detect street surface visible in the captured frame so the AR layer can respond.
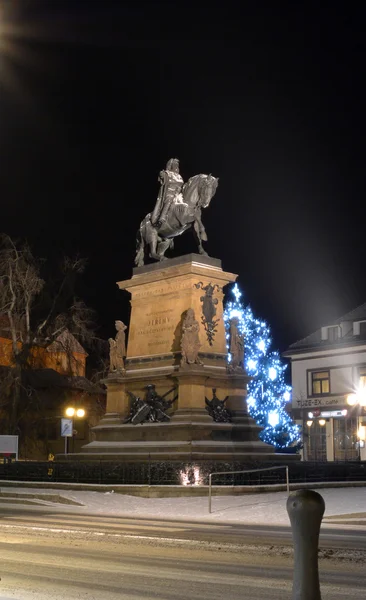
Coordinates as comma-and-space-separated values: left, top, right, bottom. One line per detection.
0, 508, 364, 599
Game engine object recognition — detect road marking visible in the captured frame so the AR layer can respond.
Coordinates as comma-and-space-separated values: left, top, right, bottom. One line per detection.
2, 514, 234, 528
1, 515, 233, 531
0, 523, 200, 545
0, 522, 187, 534
0, 523, 237, 545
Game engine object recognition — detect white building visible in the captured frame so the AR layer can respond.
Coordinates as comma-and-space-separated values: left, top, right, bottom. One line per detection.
283, 303, 366, 462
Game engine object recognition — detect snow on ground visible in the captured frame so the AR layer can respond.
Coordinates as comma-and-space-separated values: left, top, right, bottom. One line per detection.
64, 487, 366, 525
3, 486, 366, 525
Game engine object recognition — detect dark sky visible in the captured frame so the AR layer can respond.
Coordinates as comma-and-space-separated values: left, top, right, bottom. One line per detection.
1, 1, 366, 352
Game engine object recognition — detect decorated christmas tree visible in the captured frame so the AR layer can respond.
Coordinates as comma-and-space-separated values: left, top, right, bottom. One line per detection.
224, 284, 302, 450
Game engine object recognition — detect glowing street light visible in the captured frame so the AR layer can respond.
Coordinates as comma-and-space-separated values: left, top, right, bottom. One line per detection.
63, 406, 86, 455
347, 388, 366, 407
347, 394, 357, 406
65, 407, 86, 418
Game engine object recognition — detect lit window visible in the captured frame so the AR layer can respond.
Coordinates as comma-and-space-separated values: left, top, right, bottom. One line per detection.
312, 371, 330, 395
360, 367, 366, 390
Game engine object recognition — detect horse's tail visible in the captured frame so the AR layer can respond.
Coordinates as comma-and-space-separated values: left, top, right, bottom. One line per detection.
135, 227, 145, 267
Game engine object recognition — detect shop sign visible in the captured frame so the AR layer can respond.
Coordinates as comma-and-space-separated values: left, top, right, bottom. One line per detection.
319, 410, 348, 418
294, 397, 344, 409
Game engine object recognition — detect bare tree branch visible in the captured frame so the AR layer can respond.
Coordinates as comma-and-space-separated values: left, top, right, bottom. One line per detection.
0, 234, 101, 434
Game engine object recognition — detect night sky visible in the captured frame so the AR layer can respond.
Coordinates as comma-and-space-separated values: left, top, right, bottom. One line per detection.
1, 1, 366, 354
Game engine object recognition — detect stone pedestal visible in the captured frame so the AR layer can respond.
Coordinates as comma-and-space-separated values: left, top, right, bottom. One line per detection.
80, 254, 282, 462
122, 253, 234, 369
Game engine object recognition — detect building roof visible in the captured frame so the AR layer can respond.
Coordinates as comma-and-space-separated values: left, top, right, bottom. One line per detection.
46, 330, 87, 355
284, 302, 366, 355
0, 317, 87, 356
335, 302, 366, 323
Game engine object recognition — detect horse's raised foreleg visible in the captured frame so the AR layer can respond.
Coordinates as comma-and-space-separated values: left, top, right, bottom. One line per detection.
193, 218, 209, 256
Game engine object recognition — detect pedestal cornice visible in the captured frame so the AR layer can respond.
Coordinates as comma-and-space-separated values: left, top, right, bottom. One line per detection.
117, 254, 237, 291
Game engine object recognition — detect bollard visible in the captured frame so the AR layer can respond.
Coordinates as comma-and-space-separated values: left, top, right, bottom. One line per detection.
286, 489, 325, 600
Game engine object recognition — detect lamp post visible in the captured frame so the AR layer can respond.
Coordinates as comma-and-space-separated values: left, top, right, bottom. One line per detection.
63, 407, 86, 455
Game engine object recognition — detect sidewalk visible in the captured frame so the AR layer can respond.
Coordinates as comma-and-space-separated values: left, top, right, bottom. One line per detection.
1, 483, 365, 526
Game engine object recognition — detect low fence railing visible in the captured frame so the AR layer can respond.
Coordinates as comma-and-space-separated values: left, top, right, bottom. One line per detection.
0, 459, 365, 486
208, 465, 290, 513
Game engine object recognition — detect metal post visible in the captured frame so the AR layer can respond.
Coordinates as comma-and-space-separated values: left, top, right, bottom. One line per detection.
64, 436, 68, 455
208, 474, 212, 513
286, 489, 325, 600
286, 466, 290, 494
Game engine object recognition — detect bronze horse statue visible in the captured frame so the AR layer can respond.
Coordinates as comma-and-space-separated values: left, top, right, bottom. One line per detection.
135, 173, 218, 267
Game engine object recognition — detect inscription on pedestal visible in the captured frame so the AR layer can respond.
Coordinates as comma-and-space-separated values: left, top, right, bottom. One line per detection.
132, 307, 176, 354
134, 281, 192, 299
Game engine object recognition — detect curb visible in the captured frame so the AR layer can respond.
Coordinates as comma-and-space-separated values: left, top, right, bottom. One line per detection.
0, 479, 366, 497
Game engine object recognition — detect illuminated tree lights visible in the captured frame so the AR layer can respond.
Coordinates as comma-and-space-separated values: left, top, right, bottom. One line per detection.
224, 284, 302, 450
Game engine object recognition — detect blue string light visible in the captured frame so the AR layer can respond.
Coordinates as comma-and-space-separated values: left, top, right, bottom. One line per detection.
224, 284, 302, 450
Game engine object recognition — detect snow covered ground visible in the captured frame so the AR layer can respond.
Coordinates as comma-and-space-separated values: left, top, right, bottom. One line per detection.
2, 485, 366, 525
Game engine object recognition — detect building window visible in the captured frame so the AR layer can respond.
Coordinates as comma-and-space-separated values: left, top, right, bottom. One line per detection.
311, 371, 330, 395
360, 322, 366, 338
360, 367, 366, 390
327, 326, 339, 342
333, 418, 359, 461
305, 420, 327, 461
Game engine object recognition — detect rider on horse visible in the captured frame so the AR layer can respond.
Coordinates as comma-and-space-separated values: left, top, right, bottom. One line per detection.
135, 158, 218, 266
151, 158, 184, 227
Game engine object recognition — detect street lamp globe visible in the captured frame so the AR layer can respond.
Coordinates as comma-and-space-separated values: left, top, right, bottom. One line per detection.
65, 407, 75, 417
76, 408, 85, 418
347, 394, 357, 406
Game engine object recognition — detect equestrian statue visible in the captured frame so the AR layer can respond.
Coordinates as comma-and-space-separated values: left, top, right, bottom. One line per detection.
135, 158, 218, 266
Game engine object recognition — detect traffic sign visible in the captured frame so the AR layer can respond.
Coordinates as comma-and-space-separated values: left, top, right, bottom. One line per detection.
61, 418, 73, 437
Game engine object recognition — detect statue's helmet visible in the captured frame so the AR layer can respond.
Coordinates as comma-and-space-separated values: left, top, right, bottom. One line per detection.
166, 158, 179, 172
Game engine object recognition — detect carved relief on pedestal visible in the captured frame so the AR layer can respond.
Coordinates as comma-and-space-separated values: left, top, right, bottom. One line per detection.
124, 384, 178, 425
194, 282, 222, 345
180, 308, 203, 367
205, 388, 232, 423
227, 316, 245, 372
109, 320, 127, 373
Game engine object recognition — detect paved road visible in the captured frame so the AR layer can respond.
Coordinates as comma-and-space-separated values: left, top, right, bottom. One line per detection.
0, 523, 364, 600
0, 505, 365, 552
0, 508, 364, 599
